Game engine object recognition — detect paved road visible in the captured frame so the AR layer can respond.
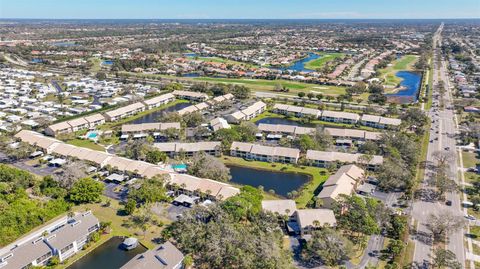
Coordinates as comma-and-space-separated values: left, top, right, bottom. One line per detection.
411, 23, 466, 268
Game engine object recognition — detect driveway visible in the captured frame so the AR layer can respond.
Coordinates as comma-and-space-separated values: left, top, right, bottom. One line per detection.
103, 182, 128, 201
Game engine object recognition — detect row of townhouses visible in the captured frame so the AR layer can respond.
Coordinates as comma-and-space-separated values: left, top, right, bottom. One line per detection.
0, 212, 99, 269
15, 130, 239, 200
230, 141, 301, 164
257, 123, 381, 141
273, 104, 402, 129
226, 101, 267, 123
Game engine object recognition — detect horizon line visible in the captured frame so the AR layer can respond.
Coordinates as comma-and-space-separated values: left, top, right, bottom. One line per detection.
1, 17, 480, 20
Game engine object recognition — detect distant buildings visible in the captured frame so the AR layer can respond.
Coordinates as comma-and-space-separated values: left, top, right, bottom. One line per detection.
171, 90, 209, 102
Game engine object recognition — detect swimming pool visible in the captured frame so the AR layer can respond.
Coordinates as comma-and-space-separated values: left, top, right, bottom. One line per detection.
87, 131, 99, 139
172, 164, 187, 170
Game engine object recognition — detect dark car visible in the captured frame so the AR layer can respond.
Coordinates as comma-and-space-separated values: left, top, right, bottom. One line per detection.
446, 200, 452, 206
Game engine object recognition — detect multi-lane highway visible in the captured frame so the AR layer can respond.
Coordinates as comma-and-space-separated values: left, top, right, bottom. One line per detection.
411, 23, 467, 268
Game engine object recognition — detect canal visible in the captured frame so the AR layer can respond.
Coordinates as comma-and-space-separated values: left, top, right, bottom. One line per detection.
385, 71, 422, 103
228, 165, 310, 197
128, 102, 192, 124
67, 237, 147, 269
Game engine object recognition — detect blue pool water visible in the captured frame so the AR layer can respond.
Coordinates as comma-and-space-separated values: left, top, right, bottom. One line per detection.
88, 132, 98, 139
173, 164, 187, 170
385, 71, 422, 103
102, 60, 114, 65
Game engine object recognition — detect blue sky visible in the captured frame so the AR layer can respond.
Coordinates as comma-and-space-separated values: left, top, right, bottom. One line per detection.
1, 0, 479, 19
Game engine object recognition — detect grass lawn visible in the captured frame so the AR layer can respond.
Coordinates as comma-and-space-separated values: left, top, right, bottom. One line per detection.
66, 138, 105, 151
378, 55, 418, 87
415, 122, 431, 184
72, 197, 171, 249
304, 52, 345, 70
187, 56, 258, 68
88, 57, 102, 73
117, 71, 347, 97
193, 77, 347, 96
462, 151, 479, 168
220, 156, 329, 208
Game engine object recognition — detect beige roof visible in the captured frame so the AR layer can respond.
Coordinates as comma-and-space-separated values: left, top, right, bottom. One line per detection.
230, 141, 254, 152
295, 209, 337, 228
47, 121, 72, 132
379, 117, 401, 126
168, 173, 239, 200
15, 130, 60, 149
120, 241, 184, 269
231, 142, 300, 159
140, 166, 169, 178
67, 117, 88, 128
361, 114, 381, 123
258, 123, 315, 135
83, 151, 111, 165
142, 93, 175, 106
177, 105, 199, 115
105, 156, 136, 171
273, 103, 290, 110
306, 150, 383, 165
241, 101, 266, 116
262, 200, 297, 216
154, 142, 221, 153
105, 102, 145, 118
321, 110, 360, 121
122, 122, 181, 133
318, 165, 365, 202
84, 113, 105, 124
171, 90, 208, 99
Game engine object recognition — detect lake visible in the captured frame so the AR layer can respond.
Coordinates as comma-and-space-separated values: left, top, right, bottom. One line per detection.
385, 71, 422, 103
255, 117, 315, 127
128, 102, 192, 124
228, 165, 310, 197
275, 52, 321, 73
67, 237, 147, 269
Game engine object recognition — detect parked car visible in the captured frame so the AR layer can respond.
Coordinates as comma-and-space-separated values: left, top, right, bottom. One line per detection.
445, 200, 452, 206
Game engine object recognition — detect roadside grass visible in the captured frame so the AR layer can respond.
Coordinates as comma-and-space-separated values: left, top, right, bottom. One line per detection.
303, 53, 345, 70
415, 122, 431, 185
425, 57, 434, 110
220, 156, 329, 208
377, 55, 418, 87
400, 239, 416, 268
462, 151, 479, 168
66, 138, 105, 151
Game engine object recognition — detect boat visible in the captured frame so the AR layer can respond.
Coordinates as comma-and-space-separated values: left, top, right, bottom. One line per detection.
121, 237, 138, 250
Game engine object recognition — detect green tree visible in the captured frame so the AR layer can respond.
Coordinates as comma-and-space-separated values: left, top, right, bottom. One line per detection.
302, 228, 353, 266
124, 199, 137, 215
128, 176, 169, 204
298, 92, 306, 98
145, 149, 167, 164
69, 178, 104, 204
431, 249, 461, 269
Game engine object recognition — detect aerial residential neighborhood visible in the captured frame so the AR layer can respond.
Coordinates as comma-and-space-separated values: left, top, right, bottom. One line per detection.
0, 1, 479, 269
